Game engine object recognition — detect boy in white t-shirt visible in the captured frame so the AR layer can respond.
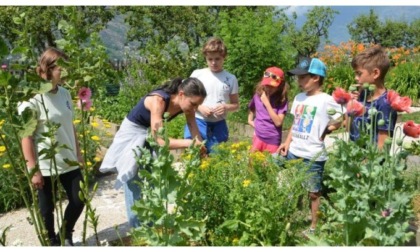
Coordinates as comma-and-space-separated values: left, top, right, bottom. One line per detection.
184, 37, 239, 153
277, 57, 343, 236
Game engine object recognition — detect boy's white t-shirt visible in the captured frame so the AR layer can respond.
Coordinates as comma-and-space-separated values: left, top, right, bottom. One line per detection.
191, 68, 238, 122
288, 92, 344, 161
18, 86, 79, 176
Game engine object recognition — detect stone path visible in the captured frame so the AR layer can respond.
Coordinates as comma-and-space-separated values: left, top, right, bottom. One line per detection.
0, 172, 130, 246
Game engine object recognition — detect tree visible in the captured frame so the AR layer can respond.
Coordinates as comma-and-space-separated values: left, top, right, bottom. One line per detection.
378, 20, 410, 48
348, 9, 420, 48
287, 6, 338, 57
347, 9, 381, 45
217, 6, 295, 99
408, 19, 420, 47
0, 6, 115, 53
119, 6, 220, 51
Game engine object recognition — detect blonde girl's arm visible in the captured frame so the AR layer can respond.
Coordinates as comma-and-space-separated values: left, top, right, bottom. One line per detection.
248, 110, 255, 128
147, 95, 194, 149
21, 136, 44, 189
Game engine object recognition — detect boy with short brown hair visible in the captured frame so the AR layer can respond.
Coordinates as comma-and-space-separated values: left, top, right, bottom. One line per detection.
349, 45, 397, 149
184, 37, 239, 153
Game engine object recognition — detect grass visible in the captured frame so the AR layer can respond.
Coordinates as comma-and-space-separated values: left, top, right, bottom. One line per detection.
400, 110, 420, 122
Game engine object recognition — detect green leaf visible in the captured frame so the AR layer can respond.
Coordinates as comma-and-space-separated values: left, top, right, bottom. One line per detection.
0, 38, 8, 58
18, 116, 38, 138
219, 219, 239, 231
38, 82, 54, 94
83, 75, 93, 82
12, 16, 22, 25
63, 158, 80, 167
58, 20, 70, 31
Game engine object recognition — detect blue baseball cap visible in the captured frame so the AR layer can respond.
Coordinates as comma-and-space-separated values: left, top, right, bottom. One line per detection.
287, 57, 326, 78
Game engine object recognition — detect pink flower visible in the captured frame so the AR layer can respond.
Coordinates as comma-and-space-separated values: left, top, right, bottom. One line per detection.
346, 100, 365, 117
403, 120, 420, 138
387, 90, 411, 113
332, 87, 351, 105
78, 87, 92, 100
386, 90, 399, 103
381, 209, 391, 217
77, 99, 92, 111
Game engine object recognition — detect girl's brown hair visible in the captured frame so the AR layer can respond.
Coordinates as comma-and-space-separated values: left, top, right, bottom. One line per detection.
255, 81, 289, 107
36, 47, 68, 80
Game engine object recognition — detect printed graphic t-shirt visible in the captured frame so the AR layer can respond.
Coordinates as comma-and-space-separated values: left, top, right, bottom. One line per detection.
288, 92, 343, 161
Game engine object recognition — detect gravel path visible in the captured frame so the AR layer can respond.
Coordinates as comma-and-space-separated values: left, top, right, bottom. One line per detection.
0, 172, 130, 246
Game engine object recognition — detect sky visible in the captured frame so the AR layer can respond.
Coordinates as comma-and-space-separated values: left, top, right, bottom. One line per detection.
283, 6, 420, 45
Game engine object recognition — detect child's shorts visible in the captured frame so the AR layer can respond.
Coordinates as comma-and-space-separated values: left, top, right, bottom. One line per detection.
286, 151, 326, 193
252, 134, 279, 154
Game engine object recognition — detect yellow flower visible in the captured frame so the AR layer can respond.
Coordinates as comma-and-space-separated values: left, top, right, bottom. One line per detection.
1, 135, 5, 138
232, 238, 239, 245
3, 164, 11, 169
73, 119, 81, 124
200, 160, 209, 170
91, 135, 100, 141
242, 179, 251, 187
182, 154, 192, 161
90, 122, 99, 128
250, 151, 265, 163
0, 146, 6, 152
86, 161, 92, 167
104, 123, 111, 128
94, 156, 102, 162
0, 119, 5, 127
188, 172, 194, 179
89, 107, 95, 112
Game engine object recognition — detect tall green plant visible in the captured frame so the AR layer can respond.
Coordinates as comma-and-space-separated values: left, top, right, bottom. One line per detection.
130, 115, 206, 246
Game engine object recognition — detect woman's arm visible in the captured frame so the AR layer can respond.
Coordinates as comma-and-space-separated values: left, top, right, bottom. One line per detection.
21, 136, 44, 189
147, 95, 195, 149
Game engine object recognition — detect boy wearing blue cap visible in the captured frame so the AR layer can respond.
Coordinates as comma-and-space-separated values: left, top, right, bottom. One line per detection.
276, 57, 343, 236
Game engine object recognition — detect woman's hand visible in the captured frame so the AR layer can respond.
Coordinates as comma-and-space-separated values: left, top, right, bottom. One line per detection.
32, 171, 44, 190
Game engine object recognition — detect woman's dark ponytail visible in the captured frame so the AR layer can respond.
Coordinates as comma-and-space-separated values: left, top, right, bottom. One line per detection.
158, 77, 206, 98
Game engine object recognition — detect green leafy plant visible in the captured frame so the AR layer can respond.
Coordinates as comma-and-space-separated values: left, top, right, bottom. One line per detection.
130, 118, 206, 246
180, 142, 308, 246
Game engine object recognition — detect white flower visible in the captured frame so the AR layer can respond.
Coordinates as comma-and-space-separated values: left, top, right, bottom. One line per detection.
12, 239, 23, 246
100, 239, 110, 246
